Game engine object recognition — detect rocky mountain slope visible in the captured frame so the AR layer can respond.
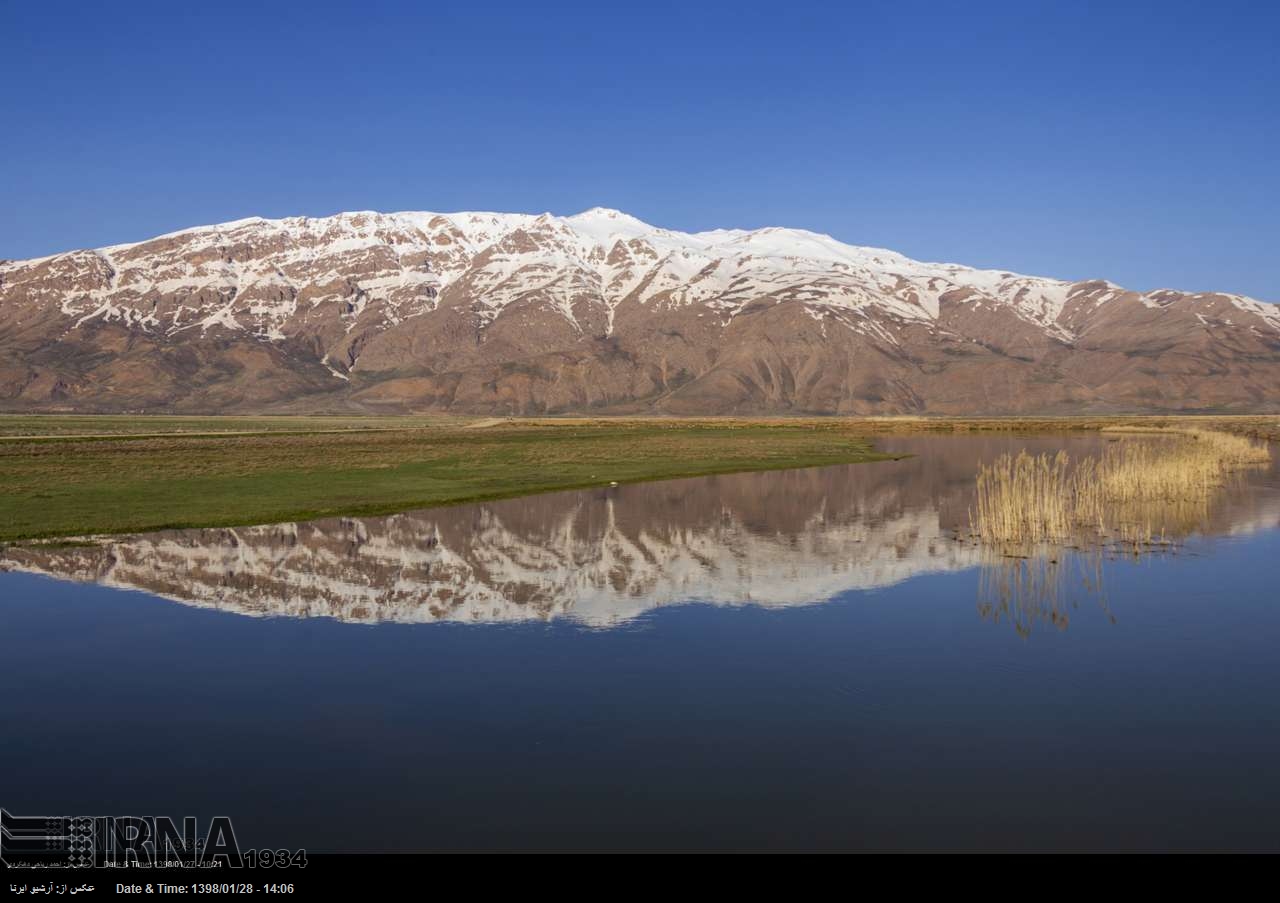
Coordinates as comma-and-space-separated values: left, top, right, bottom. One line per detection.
2, 208, 1276, 413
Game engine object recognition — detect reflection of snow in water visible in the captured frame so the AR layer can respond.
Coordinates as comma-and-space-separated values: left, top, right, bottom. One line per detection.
3, 436, 1277, 629
0, 501, 982, 627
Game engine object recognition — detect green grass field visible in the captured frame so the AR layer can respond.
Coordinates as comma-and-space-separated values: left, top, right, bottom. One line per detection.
1, 414, 1274, 542
0, 416, 899, 541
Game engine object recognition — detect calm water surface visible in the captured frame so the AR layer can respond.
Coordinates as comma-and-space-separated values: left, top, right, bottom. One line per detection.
2, 434, 1278, 852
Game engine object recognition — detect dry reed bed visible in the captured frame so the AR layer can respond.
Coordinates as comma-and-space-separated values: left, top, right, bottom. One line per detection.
971, 428, 1272, 550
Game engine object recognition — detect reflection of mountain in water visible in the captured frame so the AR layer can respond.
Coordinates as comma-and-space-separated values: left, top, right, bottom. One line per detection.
1, 459, 981, 627
3, 436, 1276, 628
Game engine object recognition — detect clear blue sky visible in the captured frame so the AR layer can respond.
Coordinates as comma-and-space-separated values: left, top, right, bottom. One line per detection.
2, 0, 1276, 300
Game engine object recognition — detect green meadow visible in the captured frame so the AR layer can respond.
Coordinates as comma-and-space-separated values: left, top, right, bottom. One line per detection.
0, 416, 894, 541
2, 413, 1273, 543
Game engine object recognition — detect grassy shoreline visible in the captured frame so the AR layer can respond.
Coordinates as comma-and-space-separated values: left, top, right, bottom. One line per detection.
1, 414, 1275, 543
0, 417, 893, 542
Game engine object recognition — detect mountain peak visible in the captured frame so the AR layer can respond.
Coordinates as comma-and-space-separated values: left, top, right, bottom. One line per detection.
563, 207, 657, 244
571, 206, 638, 220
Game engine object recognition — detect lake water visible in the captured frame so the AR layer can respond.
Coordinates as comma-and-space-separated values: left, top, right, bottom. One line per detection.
2, 434, 1279, 852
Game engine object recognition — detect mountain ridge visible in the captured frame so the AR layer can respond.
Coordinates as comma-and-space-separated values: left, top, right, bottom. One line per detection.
2, 208, 1277, 414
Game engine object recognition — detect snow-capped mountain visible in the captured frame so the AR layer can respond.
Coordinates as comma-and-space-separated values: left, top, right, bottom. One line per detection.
2, 208, 1277, 413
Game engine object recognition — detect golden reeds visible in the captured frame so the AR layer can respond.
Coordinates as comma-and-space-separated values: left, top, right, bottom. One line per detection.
971, 429, 1270, 549
974, 450, 1076, 544
970, 428, 1270, 635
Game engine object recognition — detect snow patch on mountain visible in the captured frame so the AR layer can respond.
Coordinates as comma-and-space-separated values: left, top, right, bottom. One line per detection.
5, 208, 1277, 353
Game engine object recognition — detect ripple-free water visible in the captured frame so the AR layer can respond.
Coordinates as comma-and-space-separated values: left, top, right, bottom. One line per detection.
3, 435, 1278, 851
